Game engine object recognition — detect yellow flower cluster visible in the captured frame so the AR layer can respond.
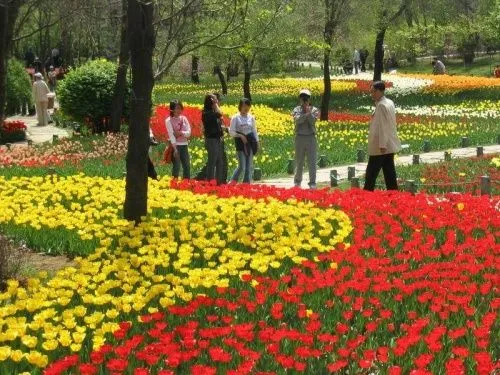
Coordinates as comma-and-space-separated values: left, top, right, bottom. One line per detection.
153, 77, 356, 98
402, 73, 500, 94
491, 157, 500, 169
0, 175, 352, 367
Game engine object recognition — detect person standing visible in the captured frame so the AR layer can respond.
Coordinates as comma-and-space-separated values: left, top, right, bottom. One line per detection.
32, 73, 50, 127
202, 94, 226, 184
47, 66, 57, 92
432, 58, 446, 75
229, 98, 259, 183
292, 89, 319, 189
353, 49, 361, 74
360, 47, 369, 72
363, 81, 401, 191
166, 100, 191, 179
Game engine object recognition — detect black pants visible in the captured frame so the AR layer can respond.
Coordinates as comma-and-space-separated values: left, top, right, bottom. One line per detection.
360, 59, 367, 72
147, 157, 158, 180
363, 153, 398, 191
172, 145, 190, 179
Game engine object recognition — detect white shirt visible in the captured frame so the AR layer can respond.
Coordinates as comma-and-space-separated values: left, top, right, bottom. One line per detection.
368, 96, 401, 156
32, 80, 49, 102
353, 50, 360, 62
229, 113, 259, 142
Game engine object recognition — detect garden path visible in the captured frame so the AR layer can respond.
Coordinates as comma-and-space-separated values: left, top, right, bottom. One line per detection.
6, 114, 69, 144
262, 144, 500, 188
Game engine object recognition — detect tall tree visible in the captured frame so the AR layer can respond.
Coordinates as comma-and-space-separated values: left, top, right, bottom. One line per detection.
320, 0, 349, 121
373, 0, 408, 81
123, 0, 155, 223
0, 0, 24, 125
110, 0, 129, 133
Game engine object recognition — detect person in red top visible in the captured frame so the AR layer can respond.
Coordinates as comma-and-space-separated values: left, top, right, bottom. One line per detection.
494, 65, 500, 78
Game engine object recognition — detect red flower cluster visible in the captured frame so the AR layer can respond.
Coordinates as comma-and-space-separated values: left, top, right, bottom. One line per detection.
1, 120, 27, 134
150, 105, 230, 141
45, 181, 499, 374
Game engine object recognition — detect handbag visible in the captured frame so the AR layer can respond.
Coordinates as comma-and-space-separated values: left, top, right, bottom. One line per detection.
163, 144, 174, 164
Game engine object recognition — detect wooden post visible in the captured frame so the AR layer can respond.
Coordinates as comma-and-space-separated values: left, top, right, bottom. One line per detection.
52, 134, 59, 143
412, 154, 420, 165
405, 180, 417, 194
480, 176, 491, 196
319, 155, 327, 168
27, 139, 33, 147
444, 151, 452, 162
423, 140, 431, 153
461, 137, 469, 148
330, 170, 338, 187
287, 159, 295, 175
356, 149, 365, 163
348, 166, 355, 181
253, 168, 262, 181
476, 146, 484, 157
351, 177, 360, 189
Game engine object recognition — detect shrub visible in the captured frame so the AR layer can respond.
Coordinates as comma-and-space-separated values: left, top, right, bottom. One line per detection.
57, 59, 129, 129
5, 59, 33, 115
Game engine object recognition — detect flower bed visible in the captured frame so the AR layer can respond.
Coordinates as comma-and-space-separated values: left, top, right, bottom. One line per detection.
0, 120, 27, 144
0, 178, 497, 374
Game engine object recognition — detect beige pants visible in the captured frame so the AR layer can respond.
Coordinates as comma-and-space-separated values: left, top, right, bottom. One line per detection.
35, 101, 49, 126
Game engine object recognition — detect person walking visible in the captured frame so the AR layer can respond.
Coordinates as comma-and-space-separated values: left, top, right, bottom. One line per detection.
360, 47, 369, 72
353, 49, 361, 74
292, 89, 319, 189
363, 81, 401, 191
202, 94, 226, 184
229, 98, 259, 183
166, 100, 191, 179
32, 73, 50, 127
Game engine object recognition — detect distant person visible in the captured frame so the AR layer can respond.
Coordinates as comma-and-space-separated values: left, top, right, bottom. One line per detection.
33, 57, 43, 73
363, 81, 401, 192
343, 60, 353, 75
292, 89, 319, 189
166, 100, 191, 179
24, 48, 35, 68
202, 93, 226, 184
432, 58, 446, 75
360, 47, 369, 72
353, 49, 361, 74
494, 65, 500, 78
47, 66, 57, 92
229, 98, 259, 183
148, 128, 159, 180
32, 73, 50, 127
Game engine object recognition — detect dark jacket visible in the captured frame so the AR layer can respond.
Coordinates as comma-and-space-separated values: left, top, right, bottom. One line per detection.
202, 110, 224, 139
235, 132, 258, 155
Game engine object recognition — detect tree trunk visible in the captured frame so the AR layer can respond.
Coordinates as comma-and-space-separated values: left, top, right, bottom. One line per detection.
191, 55, 200, 84
373, 28, 386, 81
214, 65, 227, 95
0, 0, 22, 126
242, 57, 251, 100
110, 0, 129, 133
124, 0, 155, 223
320, 50, 331, 121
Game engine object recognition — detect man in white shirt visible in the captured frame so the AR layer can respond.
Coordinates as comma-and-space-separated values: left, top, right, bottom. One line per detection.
364, 81, 401, 191
32, 73, 50, 126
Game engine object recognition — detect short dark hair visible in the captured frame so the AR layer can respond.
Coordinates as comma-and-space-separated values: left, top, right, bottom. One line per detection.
238, 98, 251, 111
169, 100, 183, 116
203, 94, 216, 112
372, 81, 386, 92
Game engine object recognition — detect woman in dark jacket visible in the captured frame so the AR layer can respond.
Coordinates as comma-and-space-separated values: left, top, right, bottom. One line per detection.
202, 94, 226, 184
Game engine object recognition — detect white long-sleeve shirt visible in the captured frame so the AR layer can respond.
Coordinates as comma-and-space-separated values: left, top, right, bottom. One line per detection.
229, 113, 259, 142
32, 80, 49, 102
166, 115, 191, 146
368, 96, 401, 156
